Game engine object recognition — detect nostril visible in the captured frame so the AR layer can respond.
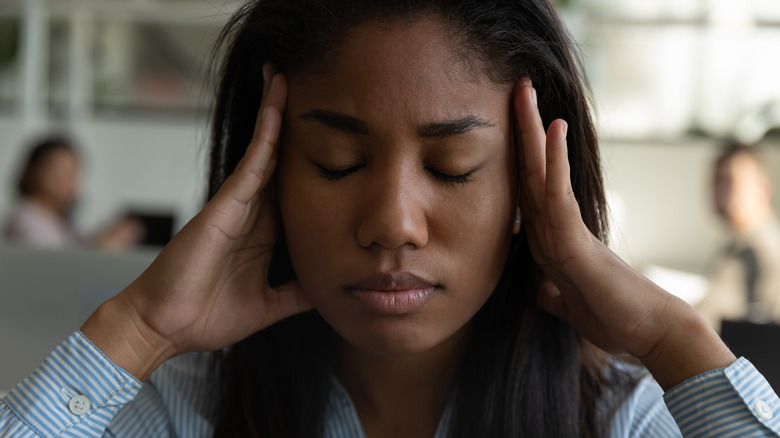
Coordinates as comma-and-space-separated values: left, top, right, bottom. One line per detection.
356, 206, 429, 250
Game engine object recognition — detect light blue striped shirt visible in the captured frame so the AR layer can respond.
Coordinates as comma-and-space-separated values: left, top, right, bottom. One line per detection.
1, 331, 779, 437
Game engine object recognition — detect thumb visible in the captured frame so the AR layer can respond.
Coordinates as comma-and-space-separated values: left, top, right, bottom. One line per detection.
535, 276, 568, 321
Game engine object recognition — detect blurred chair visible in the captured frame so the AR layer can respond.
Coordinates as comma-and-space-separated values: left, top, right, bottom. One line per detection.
0, 244, 156, 392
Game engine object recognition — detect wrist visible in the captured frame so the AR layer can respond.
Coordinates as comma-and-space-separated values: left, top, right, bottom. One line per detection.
639, 298, 736, 391
80, 289, 177, 381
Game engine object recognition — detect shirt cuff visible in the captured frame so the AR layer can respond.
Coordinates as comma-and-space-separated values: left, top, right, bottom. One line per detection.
664, 357, 780, 436
3, 331, 143, 436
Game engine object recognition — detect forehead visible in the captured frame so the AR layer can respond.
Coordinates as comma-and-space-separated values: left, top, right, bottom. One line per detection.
286, 16, 511, 129
307, 15, 481, 77
719, 153, 761, 174
38, 148, 78, 167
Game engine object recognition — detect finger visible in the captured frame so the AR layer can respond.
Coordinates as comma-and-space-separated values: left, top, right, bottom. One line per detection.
244, 68, 288, 188
544, 120, 569, 197
535, 276, 568, 321
222, 73, 288, 205
261, 62, 277, 102
544, 120, 583, 228
267, 280, 314, 324
513, 78, 547, 209
254, 68, 287, 147
513, 78, 548, 257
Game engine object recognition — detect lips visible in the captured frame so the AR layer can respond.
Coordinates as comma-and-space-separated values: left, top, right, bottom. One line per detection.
347, 272, 438, 314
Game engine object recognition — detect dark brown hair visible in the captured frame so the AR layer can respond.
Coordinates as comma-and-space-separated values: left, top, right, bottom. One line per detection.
208, 1, 636, 436
17, 136, 76, 196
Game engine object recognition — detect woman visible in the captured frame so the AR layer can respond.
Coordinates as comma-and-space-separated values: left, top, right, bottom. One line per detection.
3, 137, 144, 250
1, 0, 777, 437
3, 138, 83, 247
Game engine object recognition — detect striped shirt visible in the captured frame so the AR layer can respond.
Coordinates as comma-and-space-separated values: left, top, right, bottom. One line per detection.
1, 331, 779, 437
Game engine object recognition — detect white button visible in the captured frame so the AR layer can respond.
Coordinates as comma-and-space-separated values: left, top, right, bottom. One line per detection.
68, 395, 91, 416
754, 400, 773, 420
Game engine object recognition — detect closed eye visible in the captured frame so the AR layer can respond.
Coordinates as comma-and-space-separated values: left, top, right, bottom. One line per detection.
315, 162, 477, 186
315, 163, 362, 181
426, 167, 476, 187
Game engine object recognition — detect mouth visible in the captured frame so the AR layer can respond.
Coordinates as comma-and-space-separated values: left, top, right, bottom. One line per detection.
346, 272, 439, 314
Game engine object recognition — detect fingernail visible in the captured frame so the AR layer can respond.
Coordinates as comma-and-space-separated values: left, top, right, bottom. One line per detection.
262, 63, 270, 83
532, 88, 537, 107
561, 121, 568, 138
519, 77, 532, 88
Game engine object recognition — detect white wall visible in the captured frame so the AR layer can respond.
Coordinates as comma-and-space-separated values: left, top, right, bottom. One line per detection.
76, 116, 208, 232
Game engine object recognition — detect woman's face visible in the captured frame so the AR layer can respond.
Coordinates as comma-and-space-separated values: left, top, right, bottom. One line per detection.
713, 153, 771, 228
278, 17, 516, 355
30, 148, 81, 212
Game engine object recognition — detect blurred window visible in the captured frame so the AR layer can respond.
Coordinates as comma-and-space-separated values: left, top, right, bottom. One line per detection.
0, 14, 20, 115
91, 20, 221, 115
560, 0, 780, 141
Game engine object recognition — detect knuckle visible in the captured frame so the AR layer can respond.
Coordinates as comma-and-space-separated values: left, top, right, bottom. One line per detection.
237, 162, 267, 184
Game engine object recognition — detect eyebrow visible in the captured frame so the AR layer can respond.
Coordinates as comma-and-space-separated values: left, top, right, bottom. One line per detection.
299, 110, 369, 135
418, 116, 496, 138
299, 110, 495, 138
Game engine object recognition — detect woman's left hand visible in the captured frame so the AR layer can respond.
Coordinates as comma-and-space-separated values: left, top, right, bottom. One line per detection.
513, 78, 735, 390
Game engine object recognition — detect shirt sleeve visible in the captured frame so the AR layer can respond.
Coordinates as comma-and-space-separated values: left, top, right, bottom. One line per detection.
107, 350, 216, 437
664, 357, 780, 437
609, 373, 683, 437
0, 331, 143, 437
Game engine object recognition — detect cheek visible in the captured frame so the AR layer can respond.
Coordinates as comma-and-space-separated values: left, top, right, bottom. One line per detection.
442, 185, 514, 283
276, 157, 348, 288
437, 154, 516, 248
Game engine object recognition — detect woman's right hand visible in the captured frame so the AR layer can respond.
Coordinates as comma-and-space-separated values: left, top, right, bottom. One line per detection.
513, 79, 735, 390
81, 65, 312, 380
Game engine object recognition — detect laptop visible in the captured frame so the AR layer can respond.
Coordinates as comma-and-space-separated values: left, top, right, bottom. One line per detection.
720, 319, 780, 390
126, 209, 175, 247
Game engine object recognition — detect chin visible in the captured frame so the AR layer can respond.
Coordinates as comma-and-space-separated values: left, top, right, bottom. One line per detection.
332, 316, 463, 357
354, 338, 436, 357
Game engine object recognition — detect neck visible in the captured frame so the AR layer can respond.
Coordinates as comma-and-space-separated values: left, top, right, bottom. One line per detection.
336, 325, 469, 438
28, 193, 67, 218
732, 207, 771, 234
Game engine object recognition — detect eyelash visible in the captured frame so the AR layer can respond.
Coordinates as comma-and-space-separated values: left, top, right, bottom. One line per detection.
316, 164, 475, 187
425, 167, 475, 187
318, 165, 360, 181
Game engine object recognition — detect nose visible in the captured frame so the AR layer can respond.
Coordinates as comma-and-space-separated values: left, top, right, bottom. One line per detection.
356, 168, 429, 250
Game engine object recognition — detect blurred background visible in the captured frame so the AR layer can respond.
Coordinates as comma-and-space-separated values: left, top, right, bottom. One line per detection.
2, 0, 780, 390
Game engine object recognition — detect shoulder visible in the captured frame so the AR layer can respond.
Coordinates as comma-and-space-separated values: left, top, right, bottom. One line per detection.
6, 199, 54, 227
757, 217, 780, 254
3, 199, 75, 246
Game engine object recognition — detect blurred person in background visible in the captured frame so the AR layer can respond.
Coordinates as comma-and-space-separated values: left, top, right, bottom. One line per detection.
2, 136, 145, 250
698, 142, 780, 329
